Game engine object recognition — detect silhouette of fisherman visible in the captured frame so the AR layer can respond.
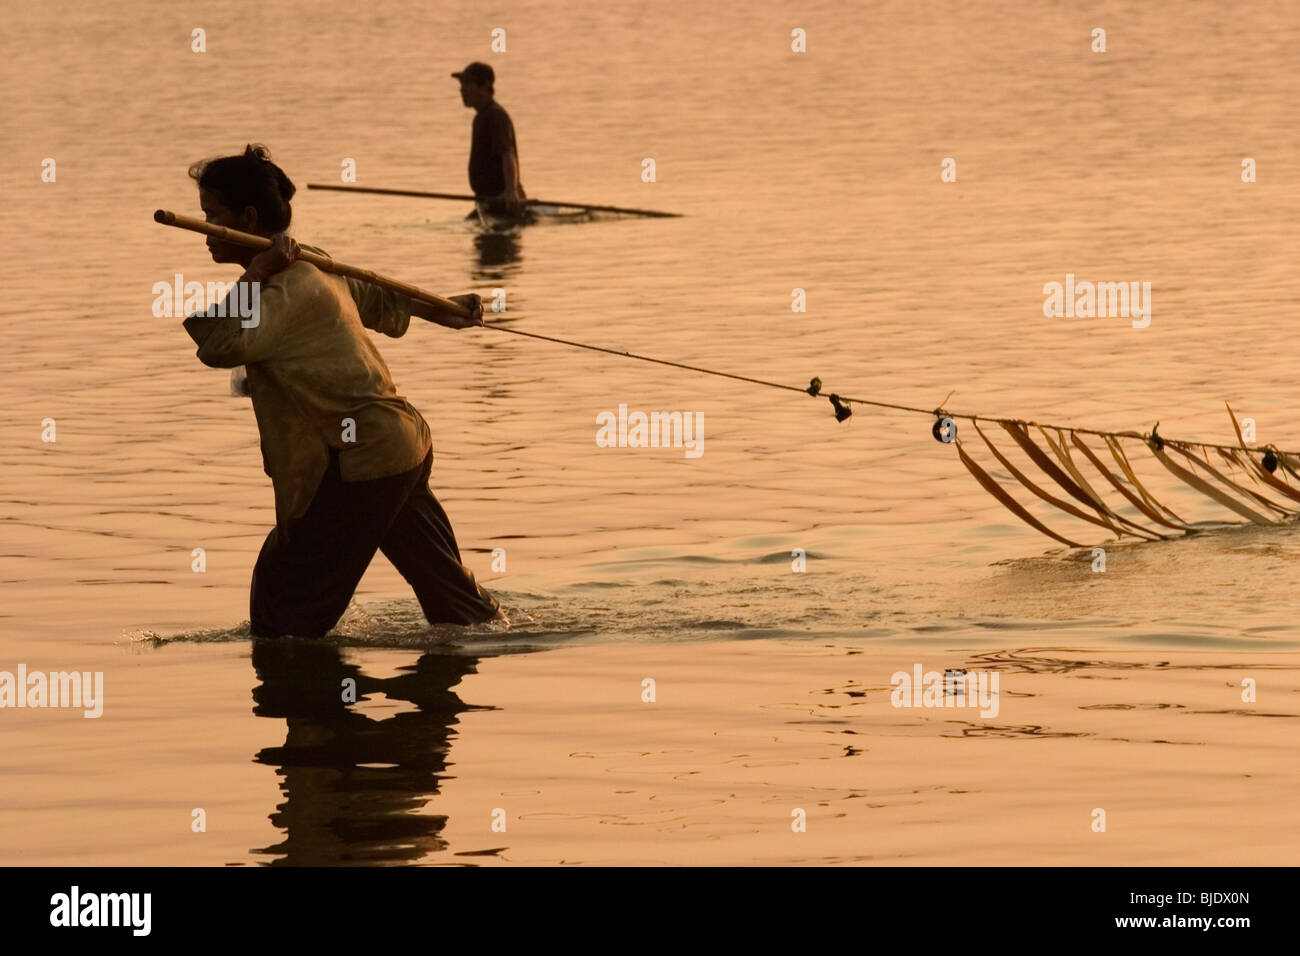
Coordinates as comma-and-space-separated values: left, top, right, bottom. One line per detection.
453, 62, 527, 217
180, 145, 502, 637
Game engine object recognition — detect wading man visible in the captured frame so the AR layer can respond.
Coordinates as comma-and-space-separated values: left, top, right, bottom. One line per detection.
452, 62, 527, 216
181, 144, 502, 637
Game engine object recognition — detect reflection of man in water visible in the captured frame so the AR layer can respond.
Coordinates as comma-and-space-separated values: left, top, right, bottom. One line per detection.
250, 639, 487, 865
453, 62, 527, 216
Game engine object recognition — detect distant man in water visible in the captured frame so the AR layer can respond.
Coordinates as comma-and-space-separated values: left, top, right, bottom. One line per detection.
452, 62, 526, 216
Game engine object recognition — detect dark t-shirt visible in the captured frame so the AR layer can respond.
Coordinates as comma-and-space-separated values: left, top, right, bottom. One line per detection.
469, 101, 522, 198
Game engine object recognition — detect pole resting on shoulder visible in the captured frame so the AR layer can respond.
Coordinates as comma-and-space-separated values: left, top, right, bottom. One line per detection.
153, 209, 471, 317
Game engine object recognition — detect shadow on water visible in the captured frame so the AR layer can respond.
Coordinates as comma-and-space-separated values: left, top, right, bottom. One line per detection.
249, 638, 503, 866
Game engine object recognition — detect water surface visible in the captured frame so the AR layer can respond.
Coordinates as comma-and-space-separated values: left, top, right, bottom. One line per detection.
2, 0, 1298, 864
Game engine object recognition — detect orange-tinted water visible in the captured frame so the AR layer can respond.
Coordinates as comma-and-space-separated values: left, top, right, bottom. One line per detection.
1, 0, 1297, 864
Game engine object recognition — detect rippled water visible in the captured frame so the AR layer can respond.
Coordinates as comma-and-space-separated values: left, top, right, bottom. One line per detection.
2, 0, 1298, 865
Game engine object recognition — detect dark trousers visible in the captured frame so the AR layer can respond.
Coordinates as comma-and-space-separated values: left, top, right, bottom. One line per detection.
250, 450, 500, 638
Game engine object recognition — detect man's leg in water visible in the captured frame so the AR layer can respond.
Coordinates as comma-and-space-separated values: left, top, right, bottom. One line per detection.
250, 453, 422, 638
379, 455, 501, 625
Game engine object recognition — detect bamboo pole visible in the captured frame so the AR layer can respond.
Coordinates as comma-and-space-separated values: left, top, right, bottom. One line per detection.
153, 209, 473, 317
306, 182, 683, 218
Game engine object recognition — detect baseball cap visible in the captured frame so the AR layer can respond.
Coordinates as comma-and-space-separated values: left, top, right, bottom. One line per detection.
451, 62, 495, 86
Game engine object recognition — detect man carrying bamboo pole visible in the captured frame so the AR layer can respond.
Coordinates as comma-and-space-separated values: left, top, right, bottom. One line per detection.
452, 62, 527, 216
180, 145, 503, 637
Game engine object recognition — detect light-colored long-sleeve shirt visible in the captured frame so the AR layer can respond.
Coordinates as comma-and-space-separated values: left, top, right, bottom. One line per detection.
182, 252, 432, 528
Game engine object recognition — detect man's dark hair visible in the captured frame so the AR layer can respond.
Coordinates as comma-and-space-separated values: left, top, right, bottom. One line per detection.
190, 144, 295, 232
